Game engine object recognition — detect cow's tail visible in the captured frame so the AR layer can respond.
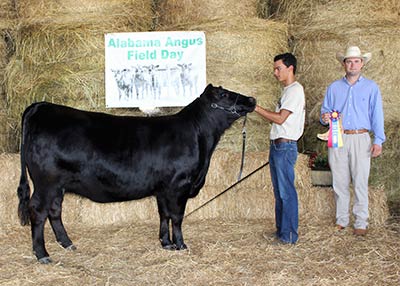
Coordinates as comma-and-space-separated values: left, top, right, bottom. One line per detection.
17, 105, 34, 226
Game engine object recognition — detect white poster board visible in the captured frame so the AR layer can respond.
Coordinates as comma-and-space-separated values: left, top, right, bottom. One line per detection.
105, 31, 206, 110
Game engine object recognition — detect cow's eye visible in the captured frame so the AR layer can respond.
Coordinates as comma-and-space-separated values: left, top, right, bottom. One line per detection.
220, 93, 228, 98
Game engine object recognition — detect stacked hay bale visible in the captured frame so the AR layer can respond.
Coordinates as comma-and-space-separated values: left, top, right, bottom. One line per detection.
156, 1, 289, 152
271, 0, 400, 210
4, 0, 154, 152
0, 152, 388, 227
271, 0, 400, 136
157, 0, 268, 26
0, 0, 16, 152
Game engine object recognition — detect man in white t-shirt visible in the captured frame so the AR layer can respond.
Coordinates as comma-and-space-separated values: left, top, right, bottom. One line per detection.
255, 53, 305, 244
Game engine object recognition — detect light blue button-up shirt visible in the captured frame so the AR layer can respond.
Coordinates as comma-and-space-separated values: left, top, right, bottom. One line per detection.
321, 76, 385, 145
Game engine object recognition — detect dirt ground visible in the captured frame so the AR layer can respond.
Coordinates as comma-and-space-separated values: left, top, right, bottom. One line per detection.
1, 218, 399, 286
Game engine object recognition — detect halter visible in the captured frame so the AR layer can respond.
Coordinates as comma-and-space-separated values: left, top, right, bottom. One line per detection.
210, 94, 240, 116
210, 94, 249, 180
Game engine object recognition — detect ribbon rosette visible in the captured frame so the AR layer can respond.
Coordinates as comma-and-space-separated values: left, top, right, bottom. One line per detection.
327, 110, 343, 148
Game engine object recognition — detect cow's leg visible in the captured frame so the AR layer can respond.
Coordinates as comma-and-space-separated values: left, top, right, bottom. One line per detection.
29, 192, 52, 264
157, 194, 188, 250
156, 196, 174, 249
170, 199, 188, 250
49, 191, 75, 251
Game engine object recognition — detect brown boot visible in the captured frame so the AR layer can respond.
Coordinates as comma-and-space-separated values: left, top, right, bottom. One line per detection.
336, 225, 345, 231
353, 228, 367, 236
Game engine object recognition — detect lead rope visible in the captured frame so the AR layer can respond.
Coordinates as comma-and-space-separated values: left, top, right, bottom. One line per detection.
185, 115, 270, 218
237, 115, 247, 181
185, 161, 269, 218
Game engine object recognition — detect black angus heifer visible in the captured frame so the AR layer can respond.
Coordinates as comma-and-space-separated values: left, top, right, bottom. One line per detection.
17, 84, 256, 264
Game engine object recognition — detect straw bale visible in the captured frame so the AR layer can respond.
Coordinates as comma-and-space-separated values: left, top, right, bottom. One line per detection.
3, 0, 154, 151
0, 150, 389, 227
369, 120, 400, 215
186, 150, 274, 220
0, 153, 82, 226
0, 0, 16, 29
0, 103, 10, 152
156, 0, 266, 26
16, 0, 154, 27
0, 31, 8, 68
160, 18, 289, 152
292, 25, 400, 154
293, 27, 400, 125
272, 0, 400, 29
274, 0, 400, 201
270, 0, 400, 124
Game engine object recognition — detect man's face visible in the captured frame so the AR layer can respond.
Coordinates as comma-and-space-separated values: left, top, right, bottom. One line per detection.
273, 59, 291, 83
343, 57, 364, 77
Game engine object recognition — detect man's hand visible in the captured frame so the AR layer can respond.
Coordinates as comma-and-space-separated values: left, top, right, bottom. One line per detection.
371, 144, 382, 157
321, 112, 330, 124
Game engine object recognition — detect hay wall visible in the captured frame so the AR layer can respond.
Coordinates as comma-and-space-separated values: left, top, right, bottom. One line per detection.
0, 0, 16, 29
2, 1, 289, 153
156, 0, 268, 26
271, 0, 400, 192
0, 33, 8, 152
0, 0, 15, 153
159, 18, 289, 152
273, 0, 400, 126
0, 151, 389, 228
3, 0, 155, 152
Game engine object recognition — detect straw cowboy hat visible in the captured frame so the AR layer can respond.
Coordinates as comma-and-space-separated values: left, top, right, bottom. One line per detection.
336, 46, 372, 64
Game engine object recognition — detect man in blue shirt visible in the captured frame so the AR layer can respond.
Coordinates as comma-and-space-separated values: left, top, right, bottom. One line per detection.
320, 46, 385, 236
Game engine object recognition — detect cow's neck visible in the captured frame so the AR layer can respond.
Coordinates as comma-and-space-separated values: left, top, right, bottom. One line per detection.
190, 98, 237, 150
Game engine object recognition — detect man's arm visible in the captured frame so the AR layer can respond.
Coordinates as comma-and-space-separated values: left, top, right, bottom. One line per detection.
254, 105, 291, 125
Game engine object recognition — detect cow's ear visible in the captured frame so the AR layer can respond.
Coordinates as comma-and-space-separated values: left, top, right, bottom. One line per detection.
200, 84, 213, 98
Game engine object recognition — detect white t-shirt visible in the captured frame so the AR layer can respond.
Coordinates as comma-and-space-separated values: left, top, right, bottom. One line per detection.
270, 81, 305, 141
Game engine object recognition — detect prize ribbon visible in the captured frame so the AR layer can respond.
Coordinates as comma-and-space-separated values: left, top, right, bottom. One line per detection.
327, 110, 343, 148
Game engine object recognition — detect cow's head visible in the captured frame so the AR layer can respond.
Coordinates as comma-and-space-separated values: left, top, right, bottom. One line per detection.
203, 84, 256, 117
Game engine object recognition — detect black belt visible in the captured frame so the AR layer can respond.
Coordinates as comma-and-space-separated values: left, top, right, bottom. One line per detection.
270, 138, 297, 144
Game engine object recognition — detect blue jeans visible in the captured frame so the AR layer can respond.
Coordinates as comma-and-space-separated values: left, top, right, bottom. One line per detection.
269, 141, 298, 244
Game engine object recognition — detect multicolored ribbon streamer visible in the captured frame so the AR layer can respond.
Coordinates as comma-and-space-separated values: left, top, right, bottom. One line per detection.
327, 110, 343, 148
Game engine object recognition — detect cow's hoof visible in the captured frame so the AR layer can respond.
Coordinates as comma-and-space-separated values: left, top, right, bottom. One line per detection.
162, 244, 177, 251
176, 243, 187, 250
65, 244, 76, 251
38, 256, 52, 264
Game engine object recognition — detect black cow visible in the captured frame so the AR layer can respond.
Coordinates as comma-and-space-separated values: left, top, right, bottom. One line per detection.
17, 84, 256, 263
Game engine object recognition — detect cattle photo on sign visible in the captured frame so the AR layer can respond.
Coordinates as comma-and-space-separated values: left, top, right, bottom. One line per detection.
17, 84, 256, 264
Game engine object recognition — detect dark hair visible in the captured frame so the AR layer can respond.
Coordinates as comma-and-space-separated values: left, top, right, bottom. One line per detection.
274, 53, 297, 74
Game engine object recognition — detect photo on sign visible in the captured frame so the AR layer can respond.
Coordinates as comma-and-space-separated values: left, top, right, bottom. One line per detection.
105, 31, 207, 109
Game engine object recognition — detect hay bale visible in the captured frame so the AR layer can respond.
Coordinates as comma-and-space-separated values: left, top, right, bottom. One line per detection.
16, 0, 154, 26
0, 0, 16, 30
0, 104, 10, 153
294, 27, 400, 125
186, 150, 274, 220
0, 151, 389, 227
279, 0, 400, 165
3, 0, 154, 151
156, 0, 266, 26
0, 29, 14, 152
369, 120, 400, 216
271, 0, 400, 29
159, 18, 289, 152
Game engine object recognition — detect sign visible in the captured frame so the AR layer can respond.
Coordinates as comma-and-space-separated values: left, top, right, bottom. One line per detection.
105, 31, 207, 109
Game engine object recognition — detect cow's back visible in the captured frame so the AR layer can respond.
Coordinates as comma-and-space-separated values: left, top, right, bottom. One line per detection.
21, 102, 203, 203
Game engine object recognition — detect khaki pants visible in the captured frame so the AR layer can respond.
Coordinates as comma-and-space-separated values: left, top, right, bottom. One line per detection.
328, 133, 371, 229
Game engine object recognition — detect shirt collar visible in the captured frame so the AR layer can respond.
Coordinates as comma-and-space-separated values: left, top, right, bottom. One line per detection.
284, 81, 298, 89
342, 75, 364, 85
